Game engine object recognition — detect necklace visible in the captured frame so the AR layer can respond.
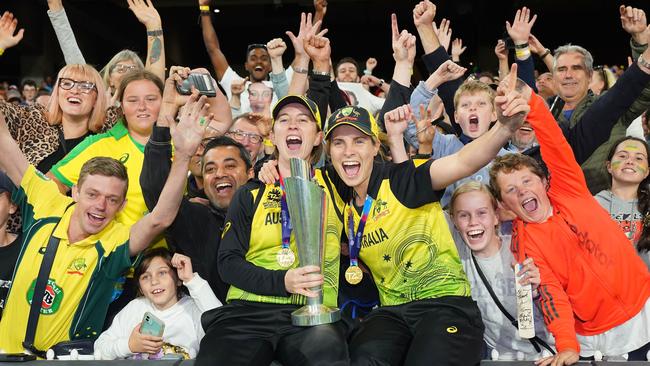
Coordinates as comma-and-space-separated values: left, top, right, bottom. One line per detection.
609, 190, 639, 242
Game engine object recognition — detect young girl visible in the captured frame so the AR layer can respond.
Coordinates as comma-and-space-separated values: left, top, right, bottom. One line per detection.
94, 248, 221, 359
449, 181, 554, 360
595, 136, 650, 269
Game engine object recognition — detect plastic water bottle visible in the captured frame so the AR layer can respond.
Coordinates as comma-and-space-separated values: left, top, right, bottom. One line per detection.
491, 349, 500, 361
594, 350, 603, 361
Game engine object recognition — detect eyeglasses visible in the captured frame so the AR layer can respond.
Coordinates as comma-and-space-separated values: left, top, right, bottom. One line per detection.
58, 78, 97, 94
112, 64, 139, 74
227, 129, 263, 144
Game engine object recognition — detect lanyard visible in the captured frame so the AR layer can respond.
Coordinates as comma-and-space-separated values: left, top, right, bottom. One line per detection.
348, 195, 374, 266
278, 175, 292, 250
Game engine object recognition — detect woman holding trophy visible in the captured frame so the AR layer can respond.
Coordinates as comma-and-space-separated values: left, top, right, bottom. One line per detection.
320, 66, 531, 364
196, 95, 348, 366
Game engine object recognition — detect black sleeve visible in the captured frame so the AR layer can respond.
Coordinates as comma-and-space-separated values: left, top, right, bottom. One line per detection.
422, 47, 463, 135
324, 164, 352, 203
388, 159, 443, 208
140, 124, 173, 211
378, 81, 412, 130
217, 183, 289, 297
307, 74, 333, 129
563, 62, 650, 164
328, 80, 348, 113
516, 56, 538, 93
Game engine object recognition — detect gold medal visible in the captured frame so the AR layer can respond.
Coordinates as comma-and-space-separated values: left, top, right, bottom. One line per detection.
277, 248, 296, 268
345, 265, 363, 285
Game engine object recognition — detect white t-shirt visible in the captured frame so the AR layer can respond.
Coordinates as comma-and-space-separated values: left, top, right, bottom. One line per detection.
220, 66, 293, 117
94, 273, 221, 359
447, 215, 555, 360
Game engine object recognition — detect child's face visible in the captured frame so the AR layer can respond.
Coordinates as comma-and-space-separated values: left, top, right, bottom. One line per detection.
454, 92, 496, 139
0, 191, 16, 226
138, 256, 179, 311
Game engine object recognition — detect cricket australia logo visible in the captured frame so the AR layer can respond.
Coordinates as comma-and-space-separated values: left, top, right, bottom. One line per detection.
67, 258, 88, 276
26, 278, 64, 315
372, 199, 390, 221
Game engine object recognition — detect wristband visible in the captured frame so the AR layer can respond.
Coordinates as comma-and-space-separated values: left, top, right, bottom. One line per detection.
311, 69, 330, 76
146, 29, 163, 37
515, 47, 531, 60
0, 48, 4, 56
363, 69, 372, 76
514, 42, 529, 49
378, 79, 385, 87
539, 48, 551, 59
199, 5, 210, 11
293, 67, 308, 74
263, 138, 274, 147
638, 55, 650, 69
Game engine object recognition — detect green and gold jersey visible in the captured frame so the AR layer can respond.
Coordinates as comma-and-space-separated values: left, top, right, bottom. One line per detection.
50, 120, 165, 249
220, 169, 343, 307
0, 166, 136, 353
339, 160, 470, 306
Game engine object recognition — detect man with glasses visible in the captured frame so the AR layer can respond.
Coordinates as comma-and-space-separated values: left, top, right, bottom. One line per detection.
226, 113, 266, 164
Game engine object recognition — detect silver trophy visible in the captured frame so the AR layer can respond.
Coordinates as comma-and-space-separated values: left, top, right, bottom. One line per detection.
284, 158, 341, 326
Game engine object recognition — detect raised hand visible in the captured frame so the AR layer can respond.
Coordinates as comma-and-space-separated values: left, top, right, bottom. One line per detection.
160, 66, 191, 118
286, 13, 326, 60
284, 265, 323, 298
314, 0, 327, 17
428, 60, 467, 89
0, 12, 24, 51
451, 38, 466, 60
412, 0, 436, 28
171, 253, 194, 283
128, 323, 163, 354
415, 104, 438, 147
366, 57, 378, 73
494, 63, 531, 131
127, 0, 162, 30
506, 7, 537, 45
197, 0, 210, 5
432, 18, 452, 51
527, 34, 546, 55
620, 5, 649, 45
170, 91, 212, 159
494, 40, 508, 61
47, 0, 64, 12
304, 34, 331, 64
267, 38, 287, 59
230, 77, 248, 97
384, 104, 414, 137
392, 14, 417, 64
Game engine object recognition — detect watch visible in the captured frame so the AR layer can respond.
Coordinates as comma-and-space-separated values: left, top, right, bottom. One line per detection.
311, 70, 330, 76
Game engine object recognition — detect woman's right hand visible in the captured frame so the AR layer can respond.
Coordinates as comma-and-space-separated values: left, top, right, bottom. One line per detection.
160, 66, 191, 119
128, 323, 163, 355
284, 265, 323, 297
258, 160, 280, 184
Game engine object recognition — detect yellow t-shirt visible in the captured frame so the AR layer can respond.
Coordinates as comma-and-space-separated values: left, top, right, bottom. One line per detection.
50, 120, 165, 249
0, 166, 134, 353
338, 160, 471, 306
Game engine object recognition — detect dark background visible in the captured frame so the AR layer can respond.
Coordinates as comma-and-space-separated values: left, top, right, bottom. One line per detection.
0, 0, 647, 85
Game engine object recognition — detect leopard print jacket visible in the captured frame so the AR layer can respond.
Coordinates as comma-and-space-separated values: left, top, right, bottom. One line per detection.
1, 101, 122, 233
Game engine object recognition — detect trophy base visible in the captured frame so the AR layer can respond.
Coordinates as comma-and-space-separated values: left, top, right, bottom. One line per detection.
291, 304, 341, 326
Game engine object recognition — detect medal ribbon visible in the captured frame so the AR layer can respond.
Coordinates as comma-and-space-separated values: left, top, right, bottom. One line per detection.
348, 195, 374, 267
278, 175, 292, 250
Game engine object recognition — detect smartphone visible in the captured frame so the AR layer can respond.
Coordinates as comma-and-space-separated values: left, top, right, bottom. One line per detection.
0, 353, 37, 362
140, 311, 165, 337
502, 32, 516, 50
176, 73, 217, 97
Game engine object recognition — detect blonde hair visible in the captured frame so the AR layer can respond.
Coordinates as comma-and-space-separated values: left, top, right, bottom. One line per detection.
100, 49, 144, 88
453, 80, 496, 110
47, 64, 107, 133
449, 180, 498, 215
